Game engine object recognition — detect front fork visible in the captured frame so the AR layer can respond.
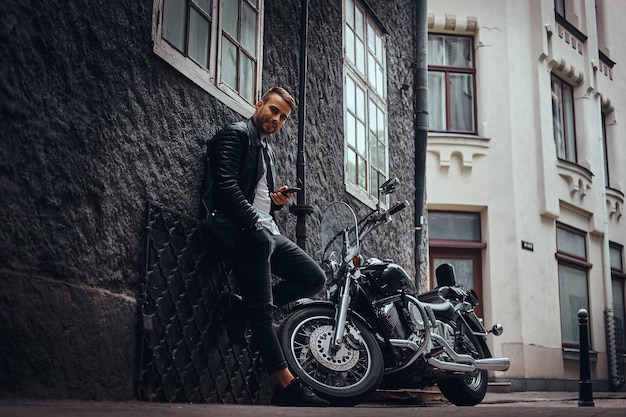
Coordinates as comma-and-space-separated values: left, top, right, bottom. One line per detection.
330, 271, 357, 353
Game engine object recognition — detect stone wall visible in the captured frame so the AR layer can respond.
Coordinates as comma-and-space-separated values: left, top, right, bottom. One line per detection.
0, 0, 421, 400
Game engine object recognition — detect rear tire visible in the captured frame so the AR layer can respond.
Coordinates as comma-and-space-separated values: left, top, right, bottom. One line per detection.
279, 305, 383, 406
437, 324, 489, 406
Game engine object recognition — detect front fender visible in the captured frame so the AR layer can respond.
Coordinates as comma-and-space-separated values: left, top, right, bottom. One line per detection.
286, 298, 376, 334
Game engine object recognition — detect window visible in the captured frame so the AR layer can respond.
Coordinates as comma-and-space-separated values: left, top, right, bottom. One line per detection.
429, 211, 485, 317
602, 113, 610, 187
551, 74, 577, 163
153, 0, 263, 115
344, 0, 388, 203
428, 34, 476, 133
554, 0, 565, 18
610, 244, 626, 350
556, 223, 590, 347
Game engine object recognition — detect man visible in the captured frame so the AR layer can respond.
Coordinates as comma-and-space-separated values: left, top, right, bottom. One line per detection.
200, 87, 329, 407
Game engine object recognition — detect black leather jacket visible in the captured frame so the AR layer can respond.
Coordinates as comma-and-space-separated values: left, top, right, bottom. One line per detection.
200, 118, 278, 242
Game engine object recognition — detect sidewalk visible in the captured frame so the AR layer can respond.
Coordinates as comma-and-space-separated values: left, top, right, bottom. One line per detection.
1, 390, 625, 417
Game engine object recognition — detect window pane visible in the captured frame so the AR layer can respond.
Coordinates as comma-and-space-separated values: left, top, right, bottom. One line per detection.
346, 29, 355, 65
346, 75, 355, 111
556, 227, 586, 258
346, 113, 356, 147
188, 9, 210, 67
446, 37, 472, 67
559, 264, 589, 344
428, 72, 445, 130
240, 53, 255, 102
163, 0, 187, 51
375, 63, 384, 97
367, 23, 375, 54
357, 155, 366, 187
355, 6, 364, 37
346, 0, 354, 27
429, 212, 481, 241
355, 38, 365, 74
610, 246, 623, 271
222, 0, 238, 37
221, 36, 237, 88
551, 78, 566, 159
370, 170, 379, 193
370, 134, 378, 168
377, 105, 385, 137
369, 100, 377, 135
347, 149, 357, 183
375, 33, 383, 61
562, 82, 576, 162
450, 73, 474, 131
356, 120, 366, 153
368, 53, 375, 90
194, 0, 212, 15
611, 279, 626, 348
428, 35, 444, 65
555, 0, 565, 16
355, 84, 365, 120
241, 3, 257, 54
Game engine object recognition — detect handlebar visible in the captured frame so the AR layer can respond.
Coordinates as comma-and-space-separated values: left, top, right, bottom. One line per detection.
388, 200, 409, 216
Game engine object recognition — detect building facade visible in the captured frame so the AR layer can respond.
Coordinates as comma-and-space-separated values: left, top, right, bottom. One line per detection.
0, 0, 420, 400
426, 0, 626, 391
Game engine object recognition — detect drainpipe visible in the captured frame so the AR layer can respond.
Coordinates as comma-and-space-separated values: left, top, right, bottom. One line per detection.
414, 0, 428, 276
290, 0, 314, 249
599, 112, 620, 390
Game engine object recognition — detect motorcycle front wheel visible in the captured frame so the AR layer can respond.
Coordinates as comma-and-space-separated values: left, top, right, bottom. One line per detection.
437, 323, 489, 406
279, 305, 383, 406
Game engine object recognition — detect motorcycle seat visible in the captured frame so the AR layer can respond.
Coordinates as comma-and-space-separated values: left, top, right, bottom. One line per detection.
417, 289, 456, 321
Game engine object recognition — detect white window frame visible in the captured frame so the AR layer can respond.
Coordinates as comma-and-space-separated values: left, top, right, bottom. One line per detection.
151, 0, 264, 117
343, 0, 388, 207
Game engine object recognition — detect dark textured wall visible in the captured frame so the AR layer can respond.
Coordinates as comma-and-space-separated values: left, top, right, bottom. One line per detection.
0, 0, 420, 400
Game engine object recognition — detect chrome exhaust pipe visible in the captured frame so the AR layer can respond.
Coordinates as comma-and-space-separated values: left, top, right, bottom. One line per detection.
427, 356, 510, 372
474, 357, 510, 371
428, 333, 511, 372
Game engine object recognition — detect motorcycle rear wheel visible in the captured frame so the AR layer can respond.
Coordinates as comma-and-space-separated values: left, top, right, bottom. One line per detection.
437, 323, 489, 406
279, 305, 383, 406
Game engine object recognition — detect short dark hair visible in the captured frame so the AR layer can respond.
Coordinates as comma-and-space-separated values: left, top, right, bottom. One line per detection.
262, 87, 297, 112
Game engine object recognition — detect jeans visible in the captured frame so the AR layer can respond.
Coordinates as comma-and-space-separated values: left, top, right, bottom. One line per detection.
231, 228, 325, 374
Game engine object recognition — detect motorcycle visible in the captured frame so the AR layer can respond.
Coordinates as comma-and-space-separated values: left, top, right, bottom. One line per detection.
278, 178, 510, 406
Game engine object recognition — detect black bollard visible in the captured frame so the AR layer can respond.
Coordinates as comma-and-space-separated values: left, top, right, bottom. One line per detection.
578, 309, 595, 407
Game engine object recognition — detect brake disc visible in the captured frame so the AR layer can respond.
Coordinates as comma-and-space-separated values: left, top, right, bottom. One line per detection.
308, 325, 360, 371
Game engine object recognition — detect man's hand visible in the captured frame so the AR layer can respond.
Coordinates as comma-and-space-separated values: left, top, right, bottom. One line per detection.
270, 185, 294, 205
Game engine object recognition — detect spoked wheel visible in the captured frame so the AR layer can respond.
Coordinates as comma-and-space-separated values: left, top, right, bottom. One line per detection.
437, 323, 489, 406
279, 305, 383, 406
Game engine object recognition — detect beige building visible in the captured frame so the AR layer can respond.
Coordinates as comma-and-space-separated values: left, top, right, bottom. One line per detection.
425, 0, 626, 391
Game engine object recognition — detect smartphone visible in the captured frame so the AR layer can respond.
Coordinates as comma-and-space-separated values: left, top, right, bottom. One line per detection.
280, 187, 301, 195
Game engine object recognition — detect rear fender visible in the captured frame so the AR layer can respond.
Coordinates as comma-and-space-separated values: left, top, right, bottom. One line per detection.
458, 313, 492, 358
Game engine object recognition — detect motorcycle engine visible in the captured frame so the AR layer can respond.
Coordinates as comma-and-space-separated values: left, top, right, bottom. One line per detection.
377, 301, 406, 339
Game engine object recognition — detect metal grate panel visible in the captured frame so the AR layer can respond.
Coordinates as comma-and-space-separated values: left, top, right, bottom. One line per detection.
136, 201, 264, 403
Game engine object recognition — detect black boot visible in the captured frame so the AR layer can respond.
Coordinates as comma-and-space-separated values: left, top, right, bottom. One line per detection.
270, 378, 329, 407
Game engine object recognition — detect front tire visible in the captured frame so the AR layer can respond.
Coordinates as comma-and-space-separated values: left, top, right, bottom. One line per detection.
279, 305, 383, 406
437, 323, 489, 406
